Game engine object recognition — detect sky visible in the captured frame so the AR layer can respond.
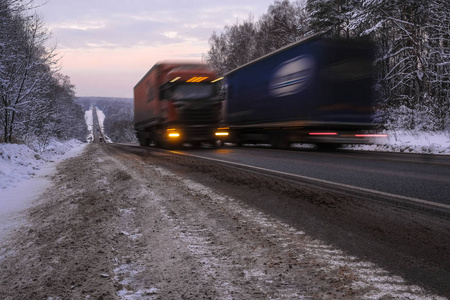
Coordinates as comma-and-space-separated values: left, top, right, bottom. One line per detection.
33, 0, 278, 98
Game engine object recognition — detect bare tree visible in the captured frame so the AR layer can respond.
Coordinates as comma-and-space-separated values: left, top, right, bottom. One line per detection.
256, 0, 307, 57
205, 1, 308, 75
1, 7, 57, 142
1, 0, 87, 145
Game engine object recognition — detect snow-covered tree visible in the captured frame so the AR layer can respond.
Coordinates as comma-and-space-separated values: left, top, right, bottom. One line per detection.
205, 31, 229, 77
205, 16, 258, 75
425, 0, 450, 130
353, 0, 450, 130
0, 0, 87, 145
216, 0, 450, 131
205, 0, 307, 75
306, 0, 362, 39
255, 0, 307, 56
1, 1, 55, 142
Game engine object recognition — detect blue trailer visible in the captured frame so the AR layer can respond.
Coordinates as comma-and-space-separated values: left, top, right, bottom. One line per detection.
223, 35, 384, 148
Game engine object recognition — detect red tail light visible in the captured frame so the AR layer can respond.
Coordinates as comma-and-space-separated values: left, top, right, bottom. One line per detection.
309, 132, 338, 136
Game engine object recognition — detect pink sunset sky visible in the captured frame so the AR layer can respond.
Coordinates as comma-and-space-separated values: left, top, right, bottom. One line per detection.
34, 0, 279, 98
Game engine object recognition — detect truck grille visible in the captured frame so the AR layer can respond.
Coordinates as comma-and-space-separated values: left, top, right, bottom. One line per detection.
178, 106, 220, 125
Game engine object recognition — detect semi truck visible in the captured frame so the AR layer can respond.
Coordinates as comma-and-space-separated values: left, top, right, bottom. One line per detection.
223, 35, 385, 149
134, 61, 224, 148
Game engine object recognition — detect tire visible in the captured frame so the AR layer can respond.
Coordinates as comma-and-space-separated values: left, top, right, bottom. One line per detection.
138, 139, 149, 147
270, 132, 290, 149
137, 133, 149, 147
315, 143, 340, 151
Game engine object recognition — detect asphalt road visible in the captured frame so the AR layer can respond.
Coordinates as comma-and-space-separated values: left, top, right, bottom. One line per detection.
92, 107, 101, 143
174, 146, 450, 207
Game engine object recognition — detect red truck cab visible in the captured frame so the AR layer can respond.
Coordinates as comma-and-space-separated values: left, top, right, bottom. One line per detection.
134, 61, 225, 148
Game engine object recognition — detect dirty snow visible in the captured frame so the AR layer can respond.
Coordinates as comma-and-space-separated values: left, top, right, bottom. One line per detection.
175, 174, 447, 300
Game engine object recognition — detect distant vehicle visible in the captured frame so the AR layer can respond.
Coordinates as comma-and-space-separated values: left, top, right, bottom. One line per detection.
222, 35, 385, 149
134, 61, 224, 148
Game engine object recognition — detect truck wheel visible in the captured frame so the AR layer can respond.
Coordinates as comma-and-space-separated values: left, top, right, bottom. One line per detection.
315, 143, 340, 151
191, 141, 202, 148
270, 134, 290, 149
272, 140, 290, 150
154, 131, 166, 148
209, 140, 219, 148
157, 139, 169, 149
236, 140, 245, 147
157, 136, 180, 150
138, 138, 149, 147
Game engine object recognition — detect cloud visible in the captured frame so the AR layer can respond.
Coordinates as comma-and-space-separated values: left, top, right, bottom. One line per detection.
38, 0, 269, 49
33, 0, 276, 97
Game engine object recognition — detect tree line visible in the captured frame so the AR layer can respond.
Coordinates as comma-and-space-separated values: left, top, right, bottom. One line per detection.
0, 0, 87, 148
205, 0, 450, 131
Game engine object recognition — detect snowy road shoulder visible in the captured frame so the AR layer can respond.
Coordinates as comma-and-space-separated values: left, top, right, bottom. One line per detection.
0, 140, 87, 246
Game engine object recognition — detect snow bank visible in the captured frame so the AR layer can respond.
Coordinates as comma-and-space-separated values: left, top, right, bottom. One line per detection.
345, 130, 450, 155
85, 108, 94, 143
0, 139, 86, 246
0, 139, 85, 189
0, 143, 43, 189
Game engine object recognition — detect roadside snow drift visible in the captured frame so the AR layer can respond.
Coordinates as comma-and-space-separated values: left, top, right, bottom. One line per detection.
0, 140, 86, 245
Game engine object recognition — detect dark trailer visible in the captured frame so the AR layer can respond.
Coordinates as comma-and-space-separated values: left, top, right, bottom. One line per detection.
224, 35, 384, 148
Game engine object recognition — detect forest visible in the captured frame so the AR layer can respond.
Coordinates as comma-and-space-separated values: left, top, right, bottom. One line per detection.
0, 0, 87, 148
205, 0, 450, 131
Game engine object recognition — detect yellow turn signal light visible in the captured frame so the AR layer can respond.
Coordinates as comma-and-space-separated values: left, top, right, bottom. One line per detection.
167, 128, 180, 138
215, 132, 229, 137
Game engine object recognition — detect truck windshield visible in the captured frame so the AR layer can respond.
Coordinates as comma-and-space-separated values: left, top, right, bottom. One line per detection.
171, 84, 215, 100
